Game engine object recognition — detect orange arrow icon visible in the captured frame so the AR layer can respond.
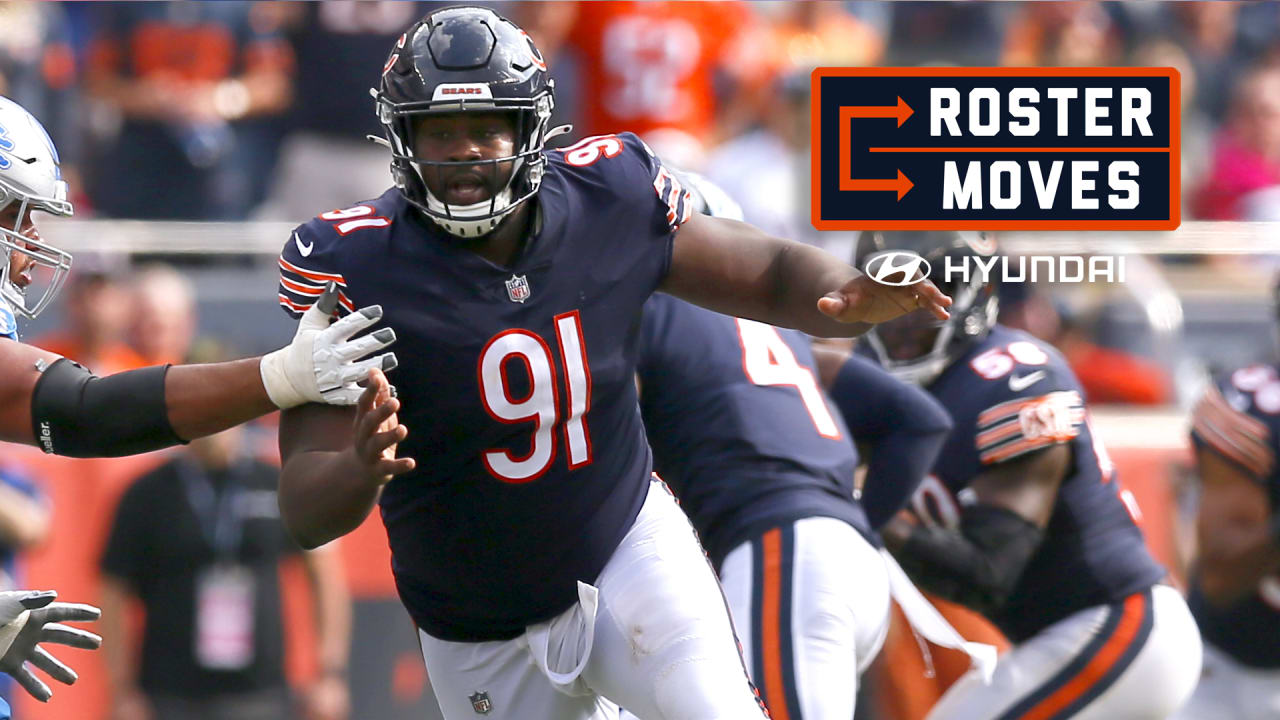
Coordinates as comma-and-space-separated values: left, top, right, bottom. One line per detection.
837, 97, 915, 200
840, 170, 914, 200
841, 96, 914, 127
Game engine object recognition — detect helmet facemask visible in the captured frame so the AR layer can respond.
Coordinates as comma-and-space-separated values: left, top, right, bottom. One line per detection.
866, 272, 998, 386
0, 181, 72, 319
374, 7, 569, 239
379, 93, 557, 238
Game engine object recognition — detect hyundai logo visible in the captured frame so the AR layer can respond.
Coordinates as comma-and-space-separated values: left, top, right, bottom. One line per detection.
863, 251, 931, 287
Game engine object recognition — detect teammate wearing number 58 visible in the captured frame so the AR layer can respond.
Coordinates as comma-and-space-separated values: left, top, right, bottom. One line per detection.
274, 7, 948, 720
858, 231, 1201, 720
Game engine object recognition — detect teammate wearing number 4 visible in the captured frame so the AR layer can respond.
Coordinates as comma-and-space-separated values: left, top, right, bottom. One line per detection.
0, 96, 397, 715
272, 7, 950, 720
630, 179, 955, 720
1176, 294, 1280, 719
858, 231, 1202, 720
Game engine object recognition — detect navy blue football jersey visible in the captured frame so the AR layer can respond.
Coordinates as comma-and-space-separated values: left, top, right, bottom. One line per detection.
277, 133, 696, 641
635, 293, 869, 568
907, 325, 1164, 642
1189, 364, 1280, 667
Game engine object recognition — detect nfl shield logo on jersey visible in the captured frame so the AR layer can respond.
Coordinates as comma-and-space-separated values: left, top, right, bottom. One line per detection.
469, 691, 493, 714
505, 274, 531, 303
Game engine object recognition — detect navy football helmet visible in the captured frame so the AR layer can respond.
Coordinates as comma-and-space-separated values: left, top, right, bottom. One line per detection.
856, 231, 1000, 385
374, 6, 567, 237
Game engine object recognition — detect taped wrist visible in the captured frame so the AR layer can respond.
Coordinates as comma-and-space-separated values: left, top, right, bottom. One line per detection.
898, 504, 1044, 615
31, 359, 184, 458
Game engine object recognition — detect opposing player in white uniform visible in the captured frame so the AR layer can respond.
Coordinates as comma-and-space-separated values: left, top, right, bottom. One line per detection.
0, 95, 398, 712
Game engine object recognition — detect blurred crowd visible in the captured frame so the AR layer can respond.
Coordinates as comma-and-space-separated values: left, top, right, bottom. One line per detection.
1, 0, 1279, 225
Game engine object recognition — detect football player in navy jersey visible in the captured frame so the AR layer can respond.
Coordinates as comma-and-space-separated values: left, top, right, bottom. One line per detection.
1177, 295, 1280, 719
630, 177, 954, 720
272, 7, 951, 720
858, 231, 1202, 719
636, 291, 954, 720
0, 96, 398, 713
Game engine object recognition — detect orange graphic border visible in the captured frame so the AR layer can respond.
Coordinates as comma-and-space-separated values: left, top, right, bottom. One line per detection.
811, 66, 1181, 231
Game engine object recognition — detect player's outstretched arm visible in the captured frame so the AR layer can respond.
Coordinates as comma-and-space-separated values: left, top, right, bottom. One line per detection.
279, 369, 415, 549
19, 284, 397, 458
661, 212, 950, 338
884, 445, 1068, 615
813, 346, 953, 528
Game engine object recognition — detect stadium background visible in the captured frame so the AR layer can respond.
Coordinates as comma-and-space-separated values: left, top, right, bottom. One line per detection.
1, 1, 1276, 718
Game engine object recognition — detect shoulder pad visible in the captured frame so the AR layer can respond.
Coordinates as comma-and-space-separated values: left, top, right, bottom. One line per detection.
1191, 366, 1279, 479
552, 132, 693, 233
962, 332, 1085, 465
277, 220, 352, 319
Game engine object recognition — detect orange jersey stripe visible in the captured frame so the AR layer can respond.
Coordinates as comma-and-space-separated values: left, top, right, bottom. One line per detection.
280, 275, 324, 296
977, 391, 1081, 428
976, 419, 1023, 448
759, 528, 790, 720
279, 256, 346, 284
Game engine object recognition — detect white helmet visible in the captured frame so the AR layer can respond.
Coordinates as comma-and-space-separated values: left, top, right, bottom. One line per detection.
0, 96, 73, 319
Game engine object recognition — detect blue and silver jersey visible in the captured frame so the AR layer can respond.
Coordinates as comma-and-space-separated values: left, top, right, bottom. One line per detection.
278, 133, 694, 641
909, 325, 1164, 642
1189, 364, 1280, 668
636, 293, 869, 568
0, 298, 17, 341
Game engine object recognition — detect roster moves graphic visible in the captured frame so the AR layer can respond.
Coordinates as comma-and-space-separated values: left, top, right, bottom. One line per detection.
811, 67, 1180, 230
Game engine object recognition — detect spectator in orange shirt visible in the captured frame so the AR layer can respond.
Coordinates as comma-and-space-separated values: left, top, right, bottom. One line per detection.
1001, 1, 1122, 67
532, 1, 770, 164
84, 1, 295, 219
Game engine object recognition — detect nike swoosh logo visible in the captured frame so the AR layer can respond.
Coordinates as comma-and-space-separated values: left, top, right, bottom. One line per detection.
294, 232, 314, 257
1008, 370, 1046, 392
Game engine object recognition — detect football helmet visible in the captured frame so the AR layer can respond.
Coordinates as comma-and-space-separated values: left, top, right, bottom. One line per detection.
856, 231, 999, 385
0, 96, 72, 319
374, 6, 566, 238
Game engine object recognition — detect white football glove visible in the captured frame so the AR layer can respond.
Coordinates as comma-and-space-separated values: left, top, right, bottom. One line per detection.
0, 590, 101, 702
260, 282, 398, 408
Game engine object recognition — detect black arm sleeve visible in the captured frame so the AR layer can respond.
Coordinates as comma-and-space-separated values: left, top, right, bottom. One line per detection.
30, 358, 184, 458
895, 503, 1045, 616
827, 353, 954, 527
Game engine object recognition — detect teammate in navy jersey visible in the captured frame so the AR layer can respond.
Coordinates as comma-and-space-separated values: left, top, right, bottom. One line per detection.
1177, 332, 1280, 718
635, 289, 954, 720
0, 96, 397, 714
273, 7, 951, 720
858, 231, 1202, 720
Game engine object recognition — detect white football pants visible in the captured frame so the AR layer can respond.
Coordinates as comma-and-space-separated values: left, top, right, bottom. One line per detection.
717, 516, 892, 720
927, 584, 1202, 720
418, 479, 768, 720
1172, 641, 1280, 720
